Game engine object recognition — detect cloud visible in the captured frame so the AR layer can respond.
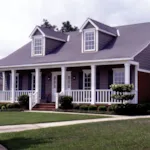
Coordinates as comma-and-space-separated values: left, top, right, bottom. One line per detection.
0, 0, 150, 58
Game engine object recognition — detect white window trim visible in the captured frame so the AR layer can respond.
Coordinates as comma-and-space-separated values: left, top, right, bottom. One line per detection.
83, 70, 91, 90
31, 35, 45, 57
83, 29, 96, 52
113, 68, 125, 84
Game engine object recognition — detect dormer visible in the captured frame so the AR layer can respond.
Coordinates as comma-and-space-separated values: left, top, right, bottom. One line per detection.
80, 18, 119, 53
29, 26, 68, 57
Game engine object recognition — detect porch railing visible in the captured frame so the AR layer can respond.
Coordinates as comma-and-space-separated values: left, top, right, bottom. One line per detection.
65, 90, 92, 103
15, 90, 35, 102
29, 91, 38, 110
64, 89, 137, 104
0, 91, 11, 102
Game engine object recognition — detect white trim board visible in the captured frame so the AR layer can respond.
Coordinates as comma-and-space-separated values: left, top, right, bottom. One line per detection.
79, 18, 117, 37
138, 69, 150, 74
0, 58, 133, 71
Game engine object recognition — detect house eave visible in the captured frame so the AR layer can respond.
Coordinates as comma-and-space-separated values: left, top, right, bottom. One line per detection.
0, 57, 134, 70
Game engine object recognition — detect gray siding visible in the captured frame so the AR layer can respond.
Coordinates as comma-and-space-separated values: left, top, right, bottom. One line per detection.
134, 44, 150, 70
84, 22, 95, 29
33, 29, 42, 36
45, 38, 63, 55
100, 68, 108, 89
71, 71, 79, 89
98, 31, 114, 50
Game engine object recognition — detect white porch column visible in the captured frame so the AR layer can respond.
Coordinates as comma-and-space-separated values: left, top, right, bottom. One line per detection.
91, 64, 96, 105
61, 66, 66, 94
124, 63, 130, 84
35, 68, 40, 103
2, 72, 6, 91
11, 69, 16, 103
134, 65, 138, 104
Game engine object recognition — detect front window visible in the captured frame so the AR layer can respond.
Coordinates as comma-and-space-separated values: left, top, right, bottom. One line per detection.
84, 30, 95, 51
113, 69, 125, 84
83, 71, 91, 89
33, 37, 43, 55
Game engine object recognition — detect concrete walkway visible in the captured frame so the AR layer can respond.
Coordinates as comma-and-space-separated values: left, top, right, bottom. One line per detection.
0, 114, 150, 134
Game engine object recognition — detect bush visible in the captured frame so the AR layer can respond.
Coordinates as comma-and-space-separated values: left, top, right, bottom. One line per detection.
110, 84, 134, 92
18, 95, 29, 109
79, 105, 89, 111
1, 105, 6, 110
98, 105, 107, 111
88, 105, 97, 111
6, 103, 20, 109
59, 95, 73, 109
73, 104, 80, 110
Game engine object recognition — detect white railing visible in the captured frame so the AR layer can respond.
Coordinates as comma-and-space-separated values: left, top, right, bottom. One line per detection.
96, 90, 121, 104
15, 90, 35, 102
0, 91, 11, 102
65, 90, 91, 103
29, 91, 38, 110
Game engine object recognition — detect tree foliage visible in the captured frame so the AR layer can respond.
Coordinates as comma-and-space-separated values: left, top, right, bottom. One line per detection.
60, 21, 78, 32
40, 19, 78, 32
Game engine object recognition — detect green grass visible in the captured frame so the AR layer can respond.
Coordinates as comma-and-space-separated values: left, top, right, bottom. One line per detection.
0, 112, 106, 126
0, 118, 150, 150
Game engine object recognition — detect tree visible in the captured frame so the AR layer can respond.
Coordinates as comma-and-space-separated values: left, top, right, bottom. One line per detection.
60, 21, 78, 32
41, 19, 58, 31
110, 84, 135, 104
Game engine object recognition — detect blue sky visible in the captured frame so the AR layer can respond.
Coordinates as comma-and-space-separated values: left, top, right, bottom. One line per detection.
0, 0, 150, 58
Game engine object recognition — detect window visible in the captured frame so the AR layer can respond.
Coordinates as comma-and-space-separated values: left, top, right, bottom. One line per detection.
83, 70, 91, 89
15, 74, 19, 90
113, 69, 125, 84
33, 37, 43, 55
84, 30, 95, 51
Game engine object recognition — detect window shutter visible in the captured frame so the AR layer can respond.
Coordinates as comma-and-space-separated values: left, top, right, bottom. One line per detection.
79, 72, 83, 89
108, 70, 113, 88
19, 74, 22, 90
96, 69, 100, 89
28, 73, 32, 90
7, 73, 10, 90
41, 73, 45, 99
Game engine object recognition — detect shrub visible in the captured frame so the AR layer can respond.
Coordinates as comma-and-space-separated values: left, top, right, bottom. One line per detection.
18, 95, 29, 109
98, 105, 107, 111
6, 103, 20, 109
73, 104, 80, 110
59, 95, 73, 109
88, 105, 97, 111
110, 84, 135, 104
79, 105, 89, 111
1, 105, 6, 110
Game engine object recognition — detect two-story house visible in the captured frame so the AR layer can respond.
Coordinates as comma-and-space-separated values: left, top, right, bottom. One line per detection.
0, 18, 150, 110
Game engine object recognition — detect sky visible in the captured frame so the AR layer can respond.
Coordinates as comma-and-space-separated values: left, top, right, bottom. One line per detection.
0, 0, 150, 58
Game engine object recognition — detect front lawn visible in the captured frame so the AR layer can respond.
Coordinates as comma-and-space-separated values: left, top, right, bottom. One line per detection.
0, 112, 106, 126
0, 118, 150, 150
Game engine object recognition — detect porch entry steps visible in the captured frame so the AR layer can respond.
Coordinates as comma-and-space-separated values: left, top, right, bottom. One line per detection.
32, 103, 55, 111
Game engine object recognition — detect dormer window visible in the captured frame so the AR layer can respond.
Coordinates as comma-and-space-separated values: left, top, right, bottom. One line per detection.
84, 30, 95, 51
33, 37, 43, 55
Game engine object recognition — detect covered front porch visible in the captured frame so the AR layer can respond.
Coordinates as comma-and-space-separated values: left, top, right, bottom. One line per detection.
0, 61, 138, 109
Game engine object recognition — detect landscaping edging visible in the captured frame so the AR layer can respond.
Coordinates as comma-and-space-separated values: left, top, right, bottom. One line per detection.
0, 144, 7, 150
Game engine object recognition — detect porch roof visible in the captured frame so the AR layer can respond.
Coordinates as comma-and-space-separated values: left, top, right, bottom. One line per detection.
0, 22, 150, 68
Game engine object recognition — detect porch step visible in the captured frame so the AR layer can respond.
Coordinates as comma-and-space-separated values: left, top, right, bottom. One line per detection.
32, 103, 55, 111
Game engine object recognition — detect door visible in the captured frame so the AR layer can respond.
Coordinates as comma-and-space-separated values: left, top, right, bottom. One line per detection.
52, 72, 71, 102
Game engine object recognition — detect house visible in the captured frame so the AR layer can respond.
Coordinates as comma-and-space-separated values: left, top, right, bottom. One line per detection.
0, 18, 150, 110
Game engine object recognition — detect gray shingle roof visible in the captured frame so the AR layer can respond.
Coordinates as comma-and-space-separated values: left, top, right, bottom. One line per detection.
0, 22, 150, 67
90, 18, 118, 36
38, 26, 68, 41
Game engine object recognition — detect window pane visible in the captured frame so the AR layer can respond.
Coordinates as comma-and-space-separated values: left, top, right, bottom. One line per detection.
84, 31, 95, 51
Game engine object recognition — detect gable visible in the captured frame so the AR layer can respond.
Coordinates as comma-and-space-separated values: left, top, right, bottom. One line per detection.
83, 22, 95, 29
33, 29, 42, 36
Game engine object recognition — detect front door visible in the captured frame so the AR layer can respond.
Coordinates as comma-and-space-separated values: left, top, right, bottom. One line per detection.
52, 72, 71, 102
